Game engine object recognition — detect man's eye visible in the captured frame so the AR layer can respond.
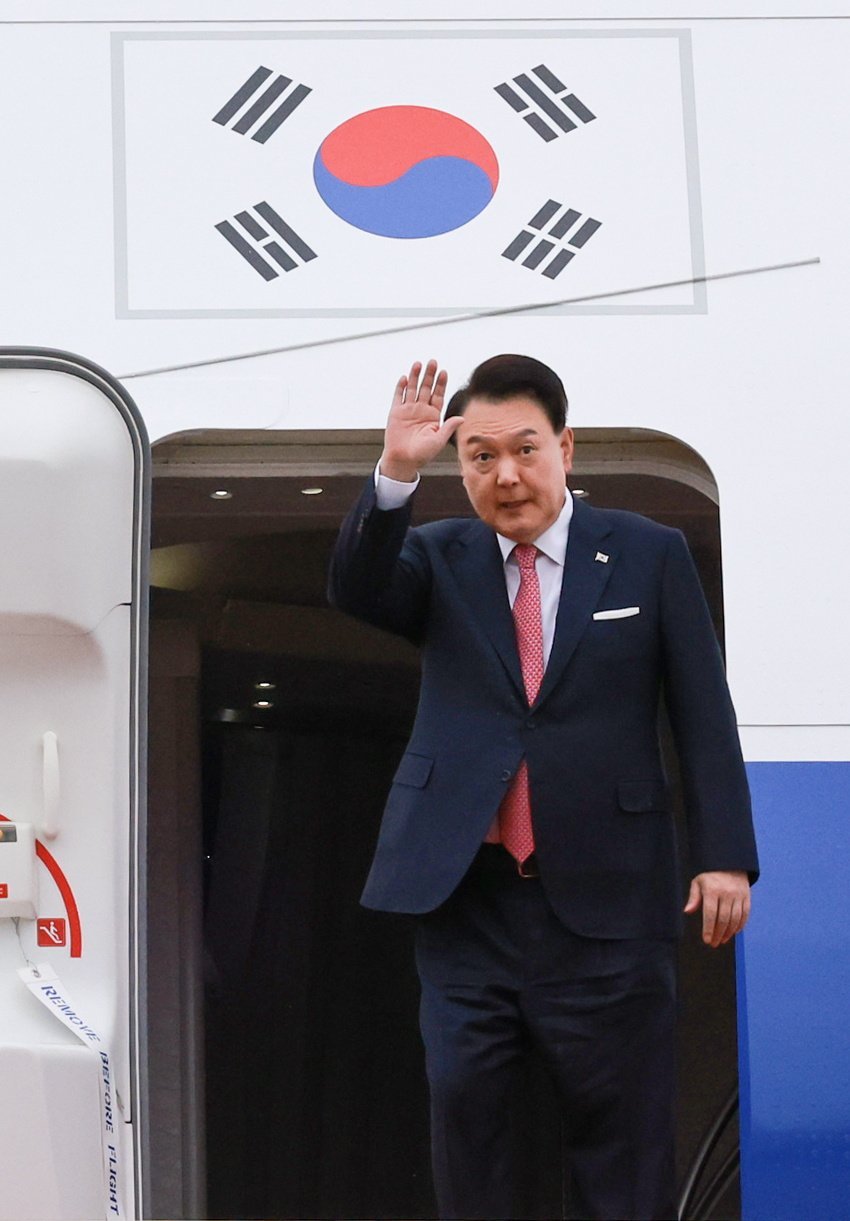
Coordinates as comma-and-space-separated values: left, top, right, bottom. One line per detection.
474, 453, 493, 464
520, 445, 536, 456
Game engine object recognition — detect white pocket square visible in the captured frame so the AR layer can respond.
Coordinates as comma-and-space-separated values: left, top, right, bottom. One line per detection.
593, 606, 640, 620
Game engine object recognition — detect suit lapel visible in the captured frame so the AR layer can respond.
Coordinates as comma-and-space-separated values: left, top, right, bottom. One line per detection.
448, 500, 617, 706
535, 497, 615, 707
448, 521, 526, 700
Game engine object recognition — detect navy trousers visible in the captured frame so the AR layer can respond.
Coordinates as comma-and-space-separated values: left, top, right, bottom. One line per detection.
414, 846, 678, 1221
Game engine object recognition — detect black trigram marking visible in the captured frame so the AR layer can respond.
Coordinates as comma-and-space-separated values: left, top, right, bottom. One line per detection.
494, 64, 595, 143
212, 66, 312, 143
502, 200, 601, 279
216, 202, 317, 281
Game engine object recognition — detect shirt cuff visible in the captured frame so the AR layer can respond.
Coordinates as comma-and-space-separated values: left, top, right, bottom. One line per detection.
374, 462, 420, 510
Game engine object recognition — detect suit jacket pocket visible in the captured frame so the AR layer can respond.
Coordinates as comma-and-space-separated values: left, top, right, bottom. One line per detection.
617, 779, 669, 813
392, 751, 434, 788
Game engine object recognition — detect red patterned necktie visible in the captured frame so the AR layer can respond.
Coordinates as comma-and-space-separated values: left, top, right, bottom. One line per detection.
498, 544, 545, 865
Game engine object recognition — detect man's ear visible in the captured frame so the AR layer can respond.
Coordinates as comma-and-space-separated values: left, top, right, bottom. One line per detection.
561, 427, 575, 474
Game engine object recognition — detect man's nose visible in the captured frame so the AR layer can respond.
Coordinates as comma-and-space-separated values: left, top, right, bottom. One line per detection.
496, 458, 519, 484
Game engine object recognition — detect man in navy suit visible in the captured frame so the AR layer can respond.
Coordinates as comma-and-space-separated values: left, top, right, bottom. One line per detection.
329, 355, 758, 1220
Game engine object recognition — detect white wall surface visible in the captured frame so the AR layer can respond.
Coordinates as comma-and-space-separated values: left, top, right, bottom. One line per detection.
0, 10, 847, 734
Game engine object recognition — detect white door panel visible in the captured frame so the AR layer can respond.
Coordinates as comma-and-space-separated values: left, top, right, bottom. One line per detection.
0, 1045, 105, 1221
0, 353, 148, 1221
0, 369, 135, 633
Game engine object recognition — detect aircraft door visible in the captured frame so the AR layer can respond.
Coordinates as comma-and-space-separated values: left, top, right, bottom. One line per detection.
0, 351, 148, 1221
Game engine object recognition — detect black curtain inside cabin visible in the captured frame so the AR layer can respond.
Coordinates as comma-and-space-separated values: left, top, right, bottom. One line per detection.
198, 696, 740, 1220
201, 707, 572, 1221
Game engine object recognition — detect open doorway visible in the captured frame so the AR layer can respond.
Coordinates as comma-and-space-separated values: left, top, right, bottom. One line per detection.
145, 428, 739, 1220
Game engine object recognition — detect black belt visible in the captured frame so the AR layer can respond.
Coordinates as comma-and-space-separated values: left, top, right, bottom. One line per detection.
474, 843, 540, 878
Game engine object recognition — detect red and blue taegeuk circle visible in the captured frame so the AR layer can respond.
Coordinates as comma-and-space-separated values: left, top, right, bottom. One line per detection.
313, 105, 499, 239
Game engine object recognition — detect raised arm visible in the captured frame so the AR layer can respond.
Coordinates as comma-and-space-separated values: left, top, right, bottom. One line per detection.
328, 360, 461, 641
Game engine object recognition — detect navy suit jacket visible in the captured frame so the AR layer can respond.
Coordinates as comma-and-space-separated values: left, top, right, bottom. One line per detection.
328, 481, 759, 939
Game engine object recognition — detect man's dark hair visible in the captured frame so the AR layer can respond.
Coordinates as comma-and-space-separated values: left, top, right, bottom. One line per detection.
444, 354, 568, 445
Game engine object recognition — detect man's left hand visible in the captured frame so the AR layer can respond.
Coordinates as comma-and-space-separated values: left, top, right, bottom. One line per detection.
684, 871, 751, 948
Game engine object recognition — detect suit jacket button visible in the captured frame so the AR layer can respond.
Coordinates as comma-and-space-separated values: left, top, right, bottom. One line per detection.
500, 769, 512, 782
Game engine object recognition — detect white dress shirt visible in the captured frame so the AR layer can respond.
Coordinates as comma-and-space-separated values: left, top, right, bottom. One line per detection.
375, 465, 573, 667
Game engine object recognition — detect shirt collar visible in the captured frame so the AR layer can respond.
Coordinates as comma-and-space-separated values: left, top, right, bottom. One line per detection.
496, 489, 574, 566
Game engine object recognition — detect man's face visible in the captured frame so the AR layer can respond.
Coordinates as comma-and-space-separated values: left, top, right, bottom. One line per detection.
455, 395, 574, 543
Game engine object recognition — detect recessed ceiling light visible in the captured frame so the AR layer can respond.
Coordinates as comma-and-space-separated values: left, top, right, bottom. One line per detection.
300, 487, 324, 496
572, 488, 588, 498
210, 489, 233, 500
255, 681, 276, 690
252, 699, 274, 709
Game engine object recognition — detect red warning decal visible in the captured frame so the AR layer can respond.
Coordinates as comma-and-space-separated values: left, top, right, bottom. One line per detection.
0, 814, 82, 957
0, 883, 7, 899
37, 918, 67, 947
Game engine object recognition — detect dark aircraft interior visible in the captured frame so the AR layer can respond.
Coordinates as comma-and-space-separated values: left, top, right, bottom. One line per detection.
145, 427, 740, 1221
